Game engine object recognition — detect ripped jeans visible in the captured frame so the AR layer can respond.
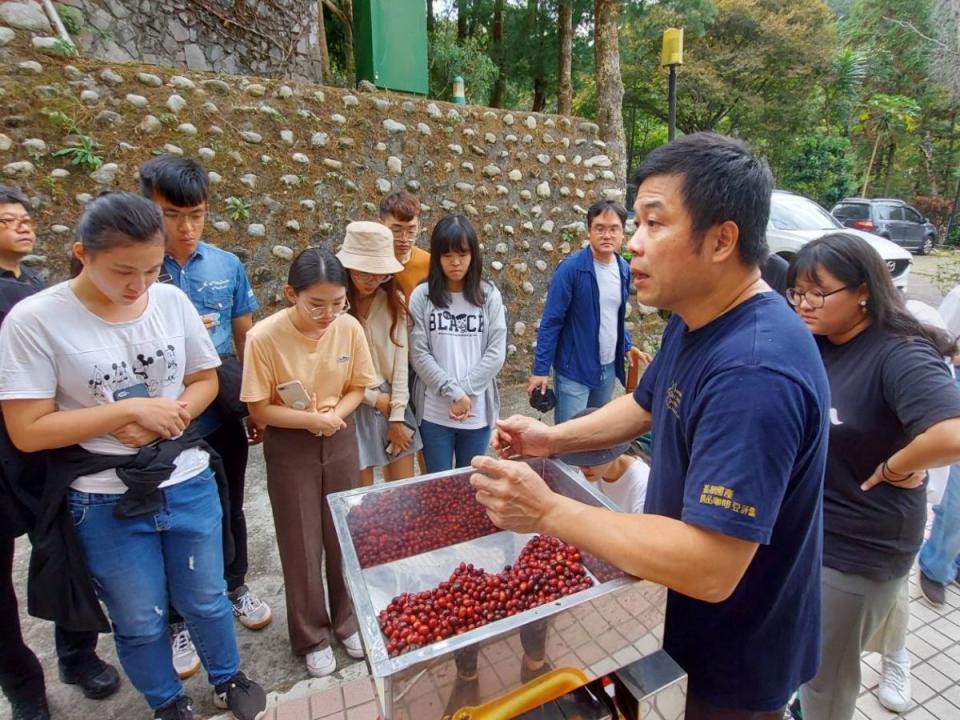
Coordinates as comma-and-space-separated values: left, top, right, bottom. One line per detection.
67, 468, 240, 709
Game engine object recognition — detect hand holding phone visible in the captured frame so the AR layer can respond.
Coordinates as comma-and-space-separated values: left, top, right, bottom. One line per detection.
385, 422, 415, 455
277, 380, 312, 410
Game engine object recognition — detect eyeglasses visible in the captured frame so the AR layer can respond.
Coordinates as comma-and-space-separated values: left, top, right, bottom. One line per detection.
301, 297, 350, 321
785, 286, 853, 309
0, 216, 35, 231
388, 226, 421, 240
590, 224, 624, 237
353, 271, 391, 284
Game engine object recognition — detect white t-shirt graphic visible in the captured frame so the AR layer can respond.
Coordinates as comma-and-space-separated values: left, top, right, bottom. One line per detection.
0, 281, 220, 493
422, 292, 488, 430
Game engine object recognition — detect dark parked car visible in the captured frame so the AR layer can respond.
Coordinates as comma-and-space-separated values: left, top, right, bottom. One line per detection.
831, 198, 937, 255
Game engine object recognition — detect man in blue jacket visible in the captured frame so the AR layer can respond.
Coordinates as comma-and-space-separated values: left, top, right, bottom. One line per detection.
528, 200, 632, 422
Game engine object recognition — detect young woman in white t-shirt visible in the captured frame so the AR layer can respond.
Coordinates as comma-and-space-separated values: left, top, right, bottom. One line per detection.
409, 214, 506, 472
0, 193, 265, 720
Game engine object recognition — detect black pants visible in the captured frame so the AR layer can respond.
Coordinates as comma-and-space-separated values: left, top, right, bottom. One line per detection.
207, 418, 249, 591
1, 534, 99, 701
169, 417, 249, 626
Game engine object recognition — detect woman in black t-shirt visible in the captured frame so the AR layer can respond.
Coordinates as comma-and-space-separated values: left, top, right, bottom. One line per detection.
789, 233, 960, 720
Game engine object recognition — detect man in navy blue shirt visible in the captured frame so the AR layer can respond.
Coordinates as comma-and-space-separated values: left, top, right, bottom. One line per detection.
528, 200, 632, 422
139, 157, 272, 681
0, 185, 120, 720
471, 133, 828, 719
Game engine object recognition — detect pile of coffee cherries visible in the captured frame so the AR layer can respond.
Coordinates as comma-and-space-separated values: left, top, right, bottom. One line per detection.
378, 535, 594, 657
348, 475, 498, 568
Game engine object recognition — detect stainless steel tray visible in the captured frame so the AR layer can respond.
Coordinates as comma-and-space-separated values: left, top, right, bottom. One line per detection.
329, 458, 669, 720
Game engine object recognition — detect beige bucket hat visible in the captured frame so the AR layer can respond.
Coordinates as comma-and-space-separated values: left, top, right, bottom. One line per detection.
336, 221, 404, 274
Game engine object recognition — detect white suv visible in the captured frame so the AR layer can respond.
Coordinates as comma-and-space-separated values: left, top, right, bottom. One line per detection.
767, 190, 911, 292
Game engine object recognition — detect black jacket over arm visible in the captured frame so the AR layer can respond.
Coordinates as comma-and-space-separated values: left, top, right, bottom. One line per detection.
28, 429, 232, 633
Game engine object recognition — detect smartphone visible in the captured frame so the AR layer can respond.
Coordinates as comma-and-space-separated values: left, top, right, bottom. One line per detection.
277, 380, 312, 410
384, 423, 416, 455
113, 383, 151, 401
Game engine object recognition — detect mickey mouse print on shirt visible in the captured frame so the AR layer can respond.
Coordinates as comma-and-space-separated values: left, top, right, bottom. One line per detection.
87, 342, 182, 402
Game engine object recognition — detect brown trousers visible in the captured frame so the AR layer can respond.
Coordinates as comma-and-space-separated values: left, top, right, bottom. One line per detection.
263, 423, 358, 655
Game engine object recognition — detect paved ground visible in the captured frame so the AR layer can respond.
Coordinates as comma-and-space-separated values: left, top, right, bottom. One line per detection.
5, 251, 958, 720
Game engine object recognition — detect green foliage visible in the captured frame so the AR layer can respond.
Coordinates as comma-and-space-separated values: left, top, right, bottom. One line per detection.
44, 109, 79, 133
428, 23, 498, 104
225, 197, 251, 221
158, 112, 178, 126
40, 175, 59, 194
780, 135, 858, 208
52, 135, 104, 171
57, 4, 83, 35
51, 39, 78, 57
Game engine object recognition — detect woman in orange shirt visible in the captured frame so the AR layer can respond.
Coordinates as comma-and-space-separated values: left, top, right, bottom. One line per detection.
240, 247, 375, 678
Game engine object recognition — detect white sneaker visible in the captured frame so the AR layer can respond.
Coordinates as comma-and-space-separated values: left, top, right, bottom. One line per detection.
170, 623, 201, 679
878, 651, 912, 713
305, 647, 336, 677
342, 632, 364, 659
229, 585, 273, 630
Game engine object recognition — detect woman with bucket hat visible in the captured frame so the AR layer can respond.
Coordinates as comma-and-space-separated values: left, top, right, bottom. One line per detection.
337, 221, 422, 485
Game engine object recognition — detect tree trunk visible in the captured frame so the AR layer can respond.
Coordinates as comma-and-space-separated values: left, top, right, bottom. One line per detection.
862, 130, 882, 196
557, 0, 572, 116
528, 0, 546, 112
427, 0, 434, 35
881, 140, 896, 197
489, 0, 506, 108
316, 1, 330, 82
533, 77, 547, 112
457, 0, 469, 40
342, 0, 354, 79
594, 0, 627, 183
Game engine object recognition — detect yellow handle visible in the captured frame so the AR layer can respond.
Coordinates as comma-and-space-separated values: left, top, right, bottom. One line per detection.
452, 667, 589, 720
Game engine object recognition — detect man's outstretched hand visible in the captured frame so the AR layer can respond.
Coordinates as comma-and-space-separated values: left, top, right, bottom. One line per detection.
490, 415, 554, 459
470, 455, 560, 534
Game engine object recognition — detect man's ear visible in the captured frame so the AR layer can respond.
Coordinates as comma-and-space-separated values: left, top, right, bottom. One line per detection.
706, 220, 740, 264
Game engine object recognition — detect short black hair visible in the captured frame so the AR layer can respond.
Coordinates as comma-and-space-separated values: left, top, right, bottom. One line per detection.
0, 184, 32, 214
76, 192, 164, 254
586, 200, 627, 230
633, 133, 772, 266
139, 155, 209, 207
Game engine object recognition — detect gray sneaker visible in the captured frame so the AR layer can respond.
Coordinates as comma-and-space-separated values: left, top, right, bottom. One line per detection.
170, 623, 201, 679
229, 585, 273, 630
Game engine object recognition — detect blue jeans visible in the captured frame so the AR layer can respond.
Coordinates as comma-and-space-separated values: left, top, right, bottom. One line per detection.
554, 362, 617, 424
920, 435, 960, 584
419, 419, 491, 473
68, 469, 240, 710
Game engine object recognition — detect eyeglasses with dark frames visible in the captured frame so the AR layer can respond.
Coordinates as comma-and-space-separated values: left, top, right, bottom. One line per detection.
785, 285, 854, 309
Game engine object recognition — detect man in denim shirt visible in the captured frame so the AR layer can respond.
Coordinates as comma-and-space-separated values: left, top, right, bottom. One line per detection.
140, 157, 271, 681
528, 200, 632, 422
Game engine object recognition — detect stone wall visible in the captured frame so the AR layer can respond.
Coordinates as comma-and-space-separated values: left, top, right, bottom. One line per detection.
0, 21, 662, 381
30, 0, 325, 81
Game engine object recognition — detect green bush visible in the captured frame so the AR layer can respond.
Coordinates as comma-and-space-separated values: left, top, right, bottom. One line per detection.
52, 135, 103, 171
780, 135, 858, 208
428, 24, 498, 104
